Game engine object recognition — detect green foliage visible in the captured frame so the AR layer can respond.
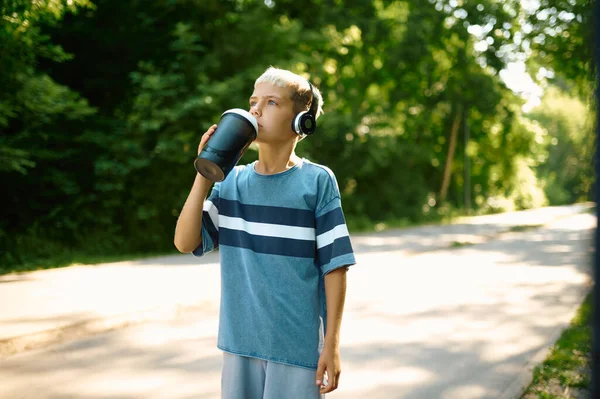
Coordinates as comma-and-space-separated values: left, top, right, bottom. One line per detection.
0, 0, 591, 270
526, 87, 593, 205
0, 0, 96, 176
521, 293, 591, 398
524, 0, 593, 98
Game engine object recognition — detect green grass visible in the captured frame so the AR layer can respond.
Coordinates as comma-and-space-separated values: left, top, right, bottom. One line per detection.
585, 206, 596, 215
2, 212, 457, 275
450, 241, 476, 248
3, 203, 590, 275
520, 292, 592, 398
508, 224, 545, 233
1, 212, 456, 275
0, 249, 179, 276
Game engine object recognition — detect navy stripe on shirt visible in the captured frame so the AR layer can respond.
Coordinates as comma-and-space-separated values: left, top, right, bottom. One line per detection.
203, 210, 219, 246
219, 198, 315, 228
316, 207, 346, 236
317, 236, 354, 266
220, 227, 316, 258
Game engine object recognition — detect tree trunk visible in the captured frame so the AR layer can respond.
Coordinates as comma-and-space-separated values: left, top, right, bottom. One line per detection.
440, 105, 462, 202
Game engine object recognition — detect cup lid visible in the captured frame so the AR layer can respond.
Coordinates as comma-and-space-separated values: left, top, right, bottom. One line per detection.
222, 108, 258, 133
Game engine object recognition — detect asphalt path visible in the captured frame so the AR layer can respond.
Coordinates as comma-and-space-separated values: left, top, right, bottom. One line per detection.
0, 210, 594, 399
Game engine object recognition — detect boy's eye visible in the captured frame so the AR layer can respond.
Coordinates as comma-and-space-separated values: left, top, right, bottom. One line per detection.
250, 101, 256, 107
268, 100, 277, 105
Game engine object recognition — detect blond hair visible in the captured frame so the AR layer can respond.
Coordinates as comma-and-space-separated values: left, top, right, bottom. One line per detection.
255, 66, 324, 118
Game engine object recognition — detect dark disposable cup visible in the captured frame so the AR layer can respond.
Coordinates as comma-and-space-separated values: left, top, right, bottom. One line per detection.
194, 109, 258, 182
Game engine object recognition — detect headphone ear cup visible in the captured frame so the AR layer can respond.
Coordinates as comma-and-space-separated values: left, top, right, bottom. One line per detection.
301, 113, 316, 135
291, 112, 305, 135
292, 111, 316, 136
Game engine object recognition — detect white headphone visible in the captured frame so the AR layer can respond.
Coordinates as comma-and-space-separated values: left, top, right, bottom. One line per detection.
291, 81, 318, 137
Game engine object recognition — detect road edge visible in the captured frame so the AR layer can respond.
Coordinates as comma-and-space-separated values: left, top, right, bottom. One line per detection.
0, 303, 209, 358
497, 285, 593, 399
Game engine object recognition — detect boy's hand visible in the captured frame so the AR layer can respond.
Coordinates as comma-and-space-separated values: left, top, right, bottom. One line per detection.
315, 346, 341, 394
198, 124, 217, 155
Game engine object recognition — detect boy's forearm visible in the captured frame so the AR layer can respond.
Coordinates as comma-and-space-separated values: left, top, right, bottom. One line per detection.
174, 174, 213, 252
323, 267, 347, 349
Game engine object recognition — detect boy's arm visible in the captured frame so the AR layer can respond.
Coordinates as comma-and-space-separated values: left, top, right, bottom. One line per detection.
315, 267, 348, 394
174, 124, 216, 253
174, 173, 213, 252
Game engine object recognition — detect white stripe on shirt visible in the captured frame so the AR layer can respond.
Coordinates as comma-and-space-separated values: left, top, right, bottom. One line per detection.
219, 215, 316, 241
316, 224, 350, 249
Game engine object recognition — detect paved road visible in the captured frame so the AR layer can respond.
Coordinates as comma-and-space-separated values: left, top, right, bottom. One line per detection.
0, 208, 595, 399
0, 204, 590, 347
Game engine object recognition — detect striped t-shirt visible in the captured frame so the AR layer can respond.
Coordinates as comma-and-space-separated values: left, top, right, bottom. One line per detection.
193, 158, 356, 369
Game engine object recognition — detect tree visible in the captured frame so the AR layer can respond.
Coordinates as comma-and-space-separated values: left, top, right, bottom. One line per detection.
1, 0, 585, 269
524, 0, 593, 98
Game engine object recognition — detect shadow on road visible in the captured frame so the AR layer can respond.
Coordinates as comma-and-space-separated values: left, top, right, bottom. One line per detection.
0, 213, 594, 399
0, 323, 223, 398
336, 217, 593, 398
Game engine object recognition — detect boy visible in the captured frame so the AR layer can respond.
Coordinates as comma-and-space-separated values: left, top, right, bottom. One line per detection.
174, 67, 356, 398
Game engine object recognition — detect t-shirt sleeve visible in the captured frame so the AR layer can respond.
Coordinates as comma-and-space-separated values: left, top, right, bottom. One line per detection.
192, 182, 221, 257
315, 173, 356, 275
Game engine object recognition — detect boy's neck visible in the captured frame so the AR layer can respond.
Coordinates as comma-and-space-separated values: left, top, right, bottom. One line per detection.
255, 141, 300, 175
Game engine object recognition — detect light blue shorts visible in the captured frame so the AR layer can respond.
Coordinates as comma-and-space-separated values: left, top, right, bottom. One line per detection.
221, 352, 324, 399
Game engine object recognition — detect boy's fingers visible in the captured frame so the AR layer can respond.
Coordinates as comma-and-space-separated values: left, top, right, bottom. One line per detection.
320, 368, 340, 393
205, 125, 217, 138
321, 374, 335, 393
315, 363, 326, 386
198, 125, 218, 151
332, 372, 339, 390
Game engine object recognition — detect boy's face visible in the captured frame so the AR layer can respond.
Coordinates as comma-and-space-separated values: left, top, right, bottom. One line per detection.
249, 82, 297, 144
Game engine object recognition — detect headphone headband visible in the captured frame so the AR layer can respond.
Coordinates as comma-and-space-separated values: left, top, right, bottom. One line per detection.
307, 81, 318, 117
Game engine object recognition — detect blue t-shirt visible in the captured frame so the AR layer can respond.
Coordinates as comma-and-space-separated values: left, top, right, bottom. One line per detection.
193, 158, 356, 370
